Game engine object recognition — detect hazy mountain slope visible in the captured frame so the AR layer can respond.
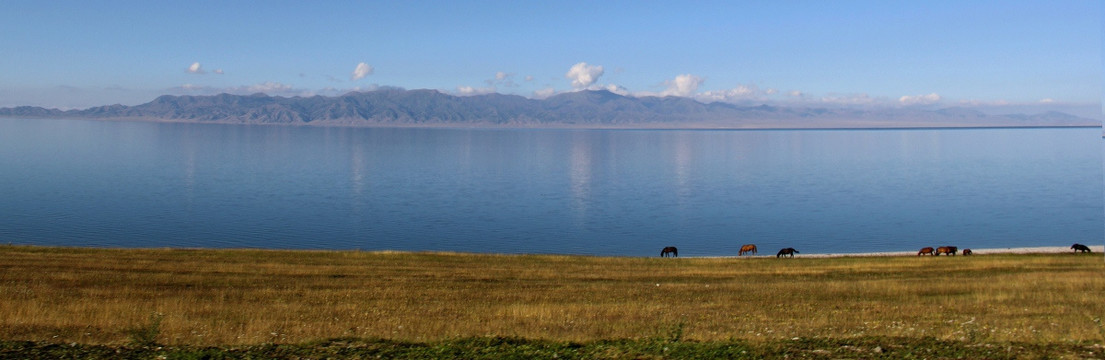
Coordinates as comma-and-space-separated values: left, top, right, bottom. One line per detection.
0, 89, 1098, 128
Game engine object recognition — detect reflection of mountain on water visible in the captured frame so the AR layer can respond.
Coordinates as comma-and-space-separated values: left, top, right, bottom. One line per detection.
1, 89, 1098, 129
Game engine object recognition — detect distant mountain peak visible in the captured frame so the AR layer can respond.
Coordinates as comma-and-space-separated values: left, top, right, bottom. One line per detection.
0, 89, 1098, 129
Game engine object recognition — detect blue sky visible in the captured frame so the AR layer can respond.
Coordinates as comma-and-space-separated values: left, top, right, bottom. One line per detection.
1, 1, 1101, 116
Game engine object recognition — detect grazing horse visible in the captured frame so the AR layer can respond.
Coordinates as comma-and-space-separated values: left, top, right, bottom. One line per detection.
962, 248, 973, 256
739, 244, 757, 256
936, 246, 958, 256
660, 246, 679, 257
776, 247, 798, 258
1071, 243, 1091, 253
917, 247, 936, 256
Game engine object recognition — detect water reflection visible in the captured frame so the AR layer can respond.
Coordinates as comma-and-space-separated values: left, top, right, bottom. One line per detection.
2, 119, 1100, 255
569, 132, 592, 225
350, 138, 368, 199
672, 131, 694, 211
183, 141, 196, 208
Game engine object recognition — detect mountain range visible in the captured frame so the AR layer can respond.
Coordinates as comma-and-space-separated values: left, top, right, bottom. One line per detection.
0, 89, 1097, 129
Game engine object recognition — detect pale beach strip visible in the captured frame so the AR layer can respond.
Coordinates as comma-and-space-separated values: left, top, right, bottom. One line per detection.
707, 245, 1104, 258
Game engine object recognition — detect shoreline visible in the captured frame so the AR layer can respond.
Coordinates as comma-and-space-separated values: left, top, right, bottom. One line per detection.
721, 245, 1105, 258
4, 243, 1102, 258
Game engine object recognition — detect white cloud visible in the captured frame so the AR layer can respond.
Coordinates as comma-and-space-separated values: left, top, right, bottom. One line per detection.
485, 72, 517, 88
952, 99, 1101, 119
0, 85, 163, 109
332, 85, 382, 95
820, 93, 877, 106
661, 74, 704, 97
565, 62, 604, 89
604, 84, 630, 96
533, 87, 557, 99
456, 86, 496, 96
213, 69, 224, 75
245, 81, 293, 93
959, 99, 1010, 106
172, 81, 304, 97
524, 75, 535, 82
695, 85, 761, 103
187, 62, 206, 74
898, 93, 941, 106
351, 62, 374, 80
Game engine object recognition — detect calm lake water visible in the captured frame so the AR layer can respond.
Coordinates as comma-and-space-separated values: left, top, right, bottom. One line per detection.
1, 118, 1101, 256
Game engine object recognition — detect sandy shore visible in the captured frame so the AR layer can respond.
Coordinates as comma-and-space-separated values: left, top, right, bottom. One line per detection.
726, 245, 1104, 258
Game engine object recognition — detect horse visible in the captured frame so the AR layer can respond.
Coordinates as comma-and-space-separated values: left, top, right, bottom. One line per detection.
776, 247, 798, 258
936, 246, 958, 256
962, 248, 973, 256
917, 247, 935, 256
1071, 243, 1091, 253
660, 246, 678, 257
739, 244, 757, 256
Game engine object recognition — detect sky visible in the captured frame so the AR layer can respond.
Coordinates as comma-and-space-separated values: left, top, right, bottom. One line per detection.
1, 1, 1101, 117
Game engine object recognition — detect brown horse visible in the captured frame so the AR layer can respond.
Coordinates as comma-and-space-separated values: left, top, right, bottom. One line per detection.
917, 247, 935, 256
1071, 244, 1091, 253
936, 246, 958, 256
962, 248, 973, 256
776, 247, 798, 258
739, 244, 757, 256
660, 246, 678, 257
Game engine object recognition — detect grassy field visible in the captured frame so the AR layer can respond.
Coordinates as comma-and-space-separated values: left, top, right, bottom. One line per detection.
0, 245, 1102, 357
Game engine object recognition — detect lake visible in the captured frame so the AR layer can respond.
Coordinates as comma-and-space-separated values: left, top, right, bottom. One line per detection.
0, 118, 1101, 256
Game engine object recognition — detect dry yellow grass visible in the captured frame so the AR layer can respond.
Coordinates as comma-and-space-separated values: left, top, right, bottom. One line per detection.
0, 245, 1102, 346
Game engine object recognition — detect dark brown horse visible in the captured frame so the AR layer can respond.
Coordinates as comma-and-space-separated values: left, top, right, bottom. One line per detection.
776, 247, 798, 258
936, 246, 958, 256
660, 246, 678, 257
962, 248, 973, 256
917, 247, 935, 256
1071, 244, 1091, 253
739, 244, 757, 256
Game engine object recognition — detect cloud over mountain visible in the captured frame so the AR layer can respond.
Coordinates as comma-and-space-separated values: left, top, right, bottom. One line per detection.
351, 62, 374, 80
566, 62, 604, 89
899, 93, 941, 105
662, 74, 704, 97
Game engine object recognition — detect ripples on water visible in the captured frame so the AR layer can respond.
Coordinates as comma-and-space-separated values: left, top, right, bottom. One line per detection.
0, 118, 1101, 256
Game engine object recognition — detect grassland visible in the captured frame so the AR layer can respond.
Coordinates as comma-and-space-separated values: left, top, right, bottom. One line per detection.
1, 245, 1102, 358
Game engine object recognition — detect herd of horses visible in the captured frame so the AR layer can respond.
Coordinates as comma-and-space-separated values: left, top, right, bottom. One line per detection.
660, 244, 798, 258
916, 246, 964, 256
658, 243, 1094, 258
